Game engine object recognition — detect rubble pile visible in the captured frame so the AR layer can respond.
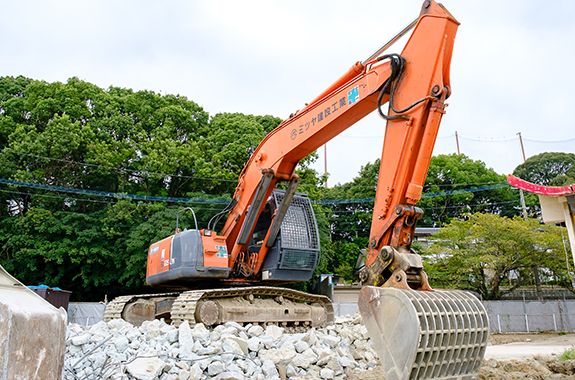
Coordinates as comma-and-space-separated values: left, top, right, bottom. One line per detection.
64, 314, 380, 380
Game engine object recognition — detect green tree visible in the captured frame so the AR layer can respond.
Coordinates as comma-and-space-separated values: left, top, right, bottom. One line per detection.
513, 152, 575, 186
421, 213, 571, 300
418, 154, 518, 226
0, 76, 330, 300
320, 160, 378, 243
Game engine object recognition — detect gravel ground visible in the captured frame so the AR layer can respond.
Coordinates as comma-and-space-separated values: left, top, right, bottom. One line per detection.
62, 315, 575, 380
64, 314, 384, 380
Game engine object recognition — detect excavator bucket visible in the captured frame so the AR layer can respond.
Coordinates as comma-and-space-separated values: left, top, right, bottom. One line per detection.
358, 286, 489, 380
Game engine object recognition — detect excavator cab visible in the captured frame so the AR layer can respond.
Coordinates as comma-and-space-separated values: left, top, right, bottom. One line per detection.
248, 189, 320, 283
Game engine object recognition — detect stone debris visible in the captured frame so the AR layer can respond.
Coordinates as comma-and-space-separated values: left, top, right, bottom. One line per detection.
63, 314, 382, 380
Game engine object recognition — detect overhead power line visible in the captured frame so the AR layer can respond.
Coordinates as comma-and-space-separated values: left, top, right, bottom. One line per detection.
0, 178, 231, 204
338, 133, 575, 143
0, 178, 510, 205
313, 183, 510, 205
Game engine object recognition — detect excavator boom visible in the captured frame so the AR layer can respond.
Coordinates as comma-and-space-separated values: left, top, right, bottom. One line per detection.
220, 1, 461, 285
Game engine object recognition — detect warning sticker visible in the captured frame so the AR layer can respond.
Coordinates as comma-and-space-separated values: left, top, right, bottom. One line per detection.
216, 245, 228, 258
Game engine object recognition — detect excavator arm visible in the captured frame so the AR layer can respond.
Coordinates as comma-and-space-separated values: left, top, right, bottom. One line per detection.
219, 0, 458, 288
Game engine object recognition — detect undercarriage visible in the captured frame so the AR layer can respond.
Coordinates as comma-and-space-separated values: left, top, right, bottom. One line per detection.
104, 286, 334, 331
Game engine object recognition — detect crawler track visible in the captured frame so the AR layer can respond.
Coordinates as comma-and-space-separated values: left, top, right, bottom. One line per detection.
104, 287, 334, 330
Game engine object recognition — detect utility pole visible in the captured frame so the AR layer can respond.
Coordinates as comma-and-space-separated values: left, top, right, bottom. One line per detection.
324, 144, 328, 188
517, 132, 528, 219
455, 131, 460, 155
518, 132, 542, 300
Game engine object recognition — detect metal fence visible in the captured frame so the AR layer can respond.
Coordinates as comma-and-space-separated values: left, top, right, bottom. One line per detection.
484, 300, 575, 334
334, 300, 575, 334
67, 302, 106, 326
67, 299, 575, 334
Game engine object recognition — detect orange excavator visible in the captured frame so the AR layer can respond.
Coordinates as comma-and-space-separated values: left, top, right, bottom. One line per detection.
105, 1, 489, 379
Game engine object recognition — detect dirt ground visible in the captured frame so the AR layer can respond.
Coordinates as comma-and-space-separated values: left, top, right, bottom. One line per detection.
488, 332, 571, 346
348, 332, 575, 380
482, 332, 575, 379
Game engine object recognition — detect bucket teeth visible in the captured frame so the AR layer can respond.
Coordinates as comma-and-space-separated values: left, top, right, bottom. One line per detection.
358, 286, 489, 380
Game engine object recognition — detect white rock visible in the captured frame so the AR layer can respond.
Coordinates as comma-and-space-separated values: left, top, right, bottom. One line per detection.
301, 329, 318, 347
246, 359, 259, 376
107, 318, 131, 330
259, 348, 297, 365
307, 367, 320, 378
189, 362, 203, 380
69, 323, 84, 335
177, 369, 190, 380
129, 339, 141, 350
316, 349, 336, 366
146, 323, 163, 340
258, 335, 276, 349
113, 336, 129, 353
354, 324, 370, 340
196, 357, 212, 371
88, 321, 109, 335
175, 361, 190, 371
294, 340, 309, 353
126, 357, 169, 380
191, 340, 203, 353
215, 371, 245, 380
301, 347, 318, 364
65, 310, 379, 380
191, 323, 211, 345
179, 321, 194, 357
224, 321, 245, 332
126, 328, 142, 343
279, 341, 295, 351
261, 359, 279, 377
320, 368, 335, 379
367, 360, 378, 369
222, 338, 244, 355
326, 358, 344, 375
208, 361, 226, 376
354, 340, 377, 356
320, 335, 340, 348
227, 336, 249, 355
338, 356, 352, 368
220, 353, 236, 363
247, 324, 264, 337
166, 328, 179, 343
197, 341, 222, 355
91, 351, 107, 368
292, 353, 311, 369
226, 363, 242, 374
239, 331, 249, 341
67, 344, 82, 356
264, 325, 284, 342
71, 334, 90, 346
286, 364, 297, 377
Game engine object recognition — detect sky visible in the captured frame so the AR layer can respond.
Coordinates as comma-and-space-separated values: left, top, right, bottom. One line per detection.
2, 0, 574, 186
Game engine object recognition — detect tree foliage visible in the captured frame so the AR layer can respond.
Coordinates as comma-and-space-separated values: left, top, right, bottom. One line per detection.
421, 213, 572, 300
0, 76, 323, 300
317, 154, 520, 244
418, 154, 518, 226
513, 152, 575, 186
